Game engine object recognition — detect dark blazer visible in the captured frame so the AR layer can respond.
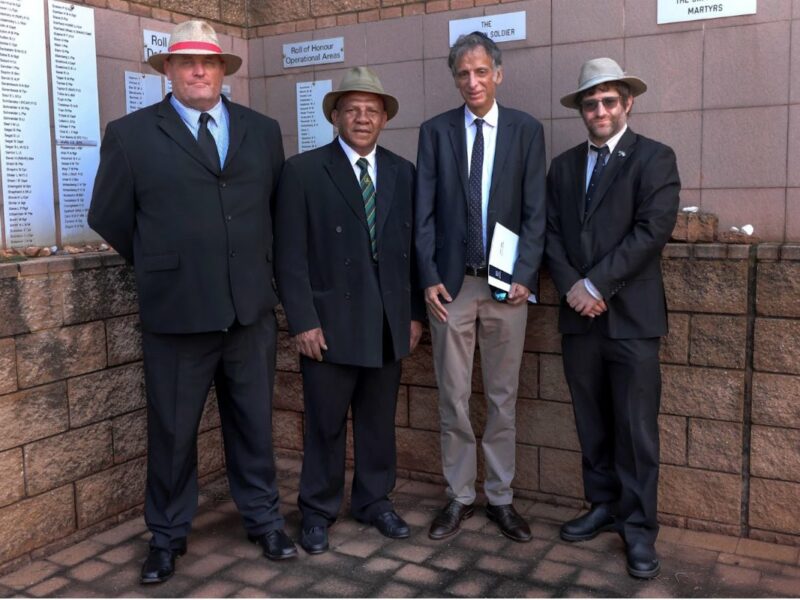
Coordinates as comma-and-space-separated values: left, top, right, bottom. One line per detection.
274, 139, 425, 368
88, 94, 284, 334
415, 104, 546, 299
546, 127, 680, 338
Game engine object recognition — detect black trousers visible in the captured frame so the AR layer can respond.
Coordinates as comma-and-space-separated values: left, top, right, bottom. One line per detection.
298, 356, 402, 528
142, 312, 283, 550
562, 328, 661, 545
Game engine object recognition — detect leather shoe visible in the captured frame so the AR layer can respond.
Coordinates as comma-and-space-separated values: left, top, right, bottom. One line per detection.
486, 503, 532, 543
428, 500, 474, 540
248, 529, 298, 561
140, 545, 186, 584
372, 511, 410, 539
560, 504, 616, 542
626, 542, 660, 579
299, 525, 329, 555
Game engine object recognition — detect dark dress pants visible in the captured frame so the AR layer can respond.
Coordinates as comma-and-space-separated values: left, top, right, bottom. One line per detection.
142, 312, 283, 550
561, 327, 661, 546
298, 356, 402, 528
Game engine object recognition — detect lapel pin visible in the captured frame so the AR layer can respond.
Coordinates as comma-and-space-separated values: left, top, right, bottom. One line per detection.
617, 150, 626, 158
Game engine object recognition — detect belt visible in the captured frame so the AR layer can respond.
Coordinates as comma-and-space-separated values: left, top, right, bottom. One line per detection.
465, 266, 488, 277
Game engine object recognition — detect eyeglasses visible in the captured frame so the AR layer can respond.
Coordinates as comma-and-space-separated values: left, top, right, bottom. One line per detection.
581, 96, 621, 112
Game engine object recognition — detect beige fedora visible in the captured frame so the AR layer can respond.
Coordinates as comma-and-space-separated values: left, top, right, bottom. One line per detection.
560, 57, 647, 109
322, 67, 399, 123
147, 20, 242, 76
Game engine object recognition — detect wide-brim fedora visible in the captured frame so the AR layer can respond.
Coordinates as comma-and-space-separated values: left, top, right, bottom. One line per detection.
560, 57, 647, 109
148, 20, 242, 76
322, 67, 399, 123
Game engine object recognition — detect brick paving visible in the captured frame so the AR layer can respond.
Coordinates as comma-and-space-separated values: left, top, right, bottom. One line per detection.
1, 456, 799, 598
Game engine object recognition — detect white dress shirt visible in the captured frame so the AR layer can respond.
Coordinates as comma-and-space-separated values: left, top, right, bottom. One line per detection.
465, 101, 499, 251
338, 136, 378, 191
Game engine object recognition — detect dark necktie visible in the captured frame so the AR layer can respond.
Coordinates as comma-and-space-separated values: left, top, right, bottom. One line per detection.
356, 157, 378, 261
585, 144, 609, 214
198, 112, 220, 170
467, 118, 485, 268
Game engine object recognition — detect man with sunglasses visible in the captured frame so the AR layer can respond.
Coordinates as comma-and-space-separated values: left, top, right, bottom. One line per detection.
546, 58, 680, 578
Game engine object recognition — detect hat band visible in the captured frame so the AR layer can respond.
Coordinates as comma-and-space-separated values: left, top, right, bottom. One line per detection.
168, 41, 222, 53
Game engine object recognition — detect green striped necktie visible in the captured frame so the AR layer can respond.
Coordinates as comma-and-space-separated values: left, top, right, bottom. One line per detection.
356, 157, 377, 261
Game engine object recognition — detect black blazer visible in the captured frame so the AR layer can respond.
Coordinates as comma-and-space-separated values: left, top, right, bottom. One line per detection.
545, 127, 680, 338
88, 94, 284, 334
274, 140, 425, 368
414, 104, 546, 299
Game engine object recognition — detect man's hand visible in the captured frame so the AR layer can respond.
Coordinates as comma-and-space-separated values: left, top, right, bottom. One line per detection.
294, 327, 328, 361
410, 320, 423, 352
566, 280, 608, 318
507, 283, 531, 306
425, 283, 452, 323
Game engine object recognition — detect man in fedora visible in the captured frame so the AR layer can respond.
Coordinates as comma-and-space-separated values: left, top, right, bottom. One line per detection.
274, 67, 424, 554
89, 20, 296, 583
415, 32, 546, 542
546, 57, 680, 578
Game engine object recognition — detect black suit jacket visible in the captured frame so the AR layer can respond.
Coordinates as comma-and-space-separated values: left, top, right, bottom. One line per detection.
274, 140, 425, 368
415, 104, 546, 298
545, 127, 680, 338
88, 94, 284, 334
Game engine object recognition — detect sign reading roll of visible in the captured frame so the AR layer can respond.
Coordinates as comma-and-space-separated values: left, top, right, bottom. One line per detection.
657, 0, 756, 24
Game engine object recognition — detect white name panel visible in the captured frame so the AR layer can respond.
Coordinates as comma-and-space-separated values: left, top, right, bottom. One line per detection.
125, 72, 163, 114
449, 12, 526, 46
296, 80, 333, 153
283, 38, 344, 69
657, 0, 756, 23
0, 0, 56, 248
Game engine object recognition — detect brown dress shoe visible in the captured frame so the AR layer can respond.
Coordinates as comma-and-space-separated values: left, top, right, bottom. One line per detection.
428, 500, 474, 540
486, 503, 532, 542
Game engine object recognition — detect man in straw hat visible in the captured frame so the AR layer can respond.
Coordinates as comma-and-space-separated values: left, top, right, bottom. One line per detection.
89, 20, 297, 583
274, 67, 424, 554
415, 32, 546, 543
546, 57, 680, 578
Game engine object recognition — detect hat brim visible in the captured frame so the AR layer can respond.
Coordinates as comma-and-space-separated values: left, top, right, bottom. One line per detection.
148, 50, 242, 76
560, 75, 647, 109
322, 90, 399, 123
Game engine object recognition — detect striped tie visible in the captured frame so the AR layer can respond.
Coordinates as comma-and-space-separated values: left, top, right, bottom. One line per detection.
356, 157, 377, 261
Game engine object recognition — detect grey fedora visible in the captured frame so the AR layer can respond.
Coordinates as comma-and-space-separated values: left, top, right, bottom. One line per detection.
322, 67, 399, 123
560, 57, 647, 109
148, 20, 242, 76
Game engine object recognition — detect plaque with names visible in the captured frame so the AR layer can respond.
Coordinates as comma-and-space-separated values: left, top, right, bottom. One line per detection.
125, 71, 163, 113
296, 80, 333, 153
49, 0, 101, 244
0, 0, 56, 248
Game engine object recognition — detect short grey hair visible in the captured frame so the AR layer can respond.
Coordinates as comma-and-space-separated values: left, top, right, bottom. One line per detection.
448, 31, 502, 77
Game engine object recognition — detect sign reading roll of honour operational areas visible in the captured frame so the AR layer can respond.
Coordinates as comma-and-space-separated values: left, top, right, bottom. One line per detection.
296, 80, 333, 153
657, 0, 756, 23
0, 0, 56, 248
48, 0, 101, 245
283, 38, 344, 69
449, 12, 526, 46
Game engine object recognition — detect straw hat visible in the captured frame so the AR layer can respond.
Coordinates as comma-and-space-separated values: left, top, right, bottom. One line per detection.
322, 67, 399, 123
147, 20, 242, 76
560, 57, 647, 109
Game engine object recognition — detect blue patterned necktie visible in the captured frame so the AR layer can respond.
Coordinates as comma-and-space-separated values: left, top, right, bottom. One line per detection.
467, 118, 485, 268
356, 157, 377, 261
585, 144, 609, 214
198, 112, 220, 170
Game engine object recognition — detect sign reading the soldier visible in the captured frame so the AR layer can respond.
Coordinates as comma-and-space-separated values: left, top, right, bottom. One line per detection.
657, 0, 756, 23
283, 37, 344, 69
449, 12, 526, 46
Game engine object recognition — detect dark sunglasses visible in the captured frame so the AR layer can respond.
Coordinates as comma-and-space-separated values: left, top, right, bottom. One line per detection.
581, 96, 621, 112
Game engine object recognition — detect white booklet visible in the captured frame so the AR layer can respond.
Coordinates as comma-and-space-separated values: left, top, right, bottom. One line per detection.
488, 222, 537, 303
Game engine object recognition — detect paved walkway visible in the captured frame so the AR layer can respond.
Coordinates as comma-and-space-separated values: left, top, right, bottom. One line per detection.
2, 456, 799, 598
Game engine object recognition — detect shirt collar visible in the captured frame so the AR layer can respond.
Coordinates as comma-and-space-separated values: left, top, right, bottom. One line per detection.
587, 124, 627, 156
464, 101, 499, 129
170, 94, 224, 126
338, 136, 377, 168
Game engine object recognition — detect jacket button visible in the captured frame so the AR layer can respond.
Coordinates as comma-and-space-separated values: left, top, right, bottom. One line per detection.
229, 251, 236, 258
226, 215, 232, 221
345, 258, 351, 266
344, 292, 351, 299
220, 182, 227, 188
402, 252, 408, 259
336, 226, 342, 233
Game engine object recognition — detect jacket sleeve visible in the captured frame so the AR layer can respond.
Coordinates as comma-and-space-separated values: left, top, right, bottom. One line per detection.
414, 122, 442, 289
408, 163, 427, 322
586, 144, 680, 299
273, 159, 321, 336
510, 120, 547, 295
87, 123, 136, 263
544, 161, 583, 297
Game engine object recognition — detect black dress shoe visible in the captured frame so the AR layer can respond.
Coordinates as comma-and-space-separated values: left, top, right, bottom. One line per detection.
299, 525, 329, 555
486, 503, 532, 543
428, 500, 474, 540
248, 529, 298, 561
140, 545, 186, 584
560, 504, 616, 542
626, 542, 660, 579
371, 510, 410, 539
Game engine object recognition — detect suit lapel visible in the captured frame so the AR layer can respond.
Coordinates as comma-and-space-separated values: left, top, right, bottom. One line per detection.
375, 147, 397, 241
447, 107, 470, 202
324, 139, 370, 233
488, 106, 513, 204
584, 127, 637, 221
223, 97, 247, 171
157, 95, 220, 175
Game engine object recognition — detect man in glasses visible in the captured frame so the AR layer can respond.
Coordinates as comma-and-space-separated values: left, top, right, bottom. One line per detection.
415, 32, 546, 542
546, 57, 680, 578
